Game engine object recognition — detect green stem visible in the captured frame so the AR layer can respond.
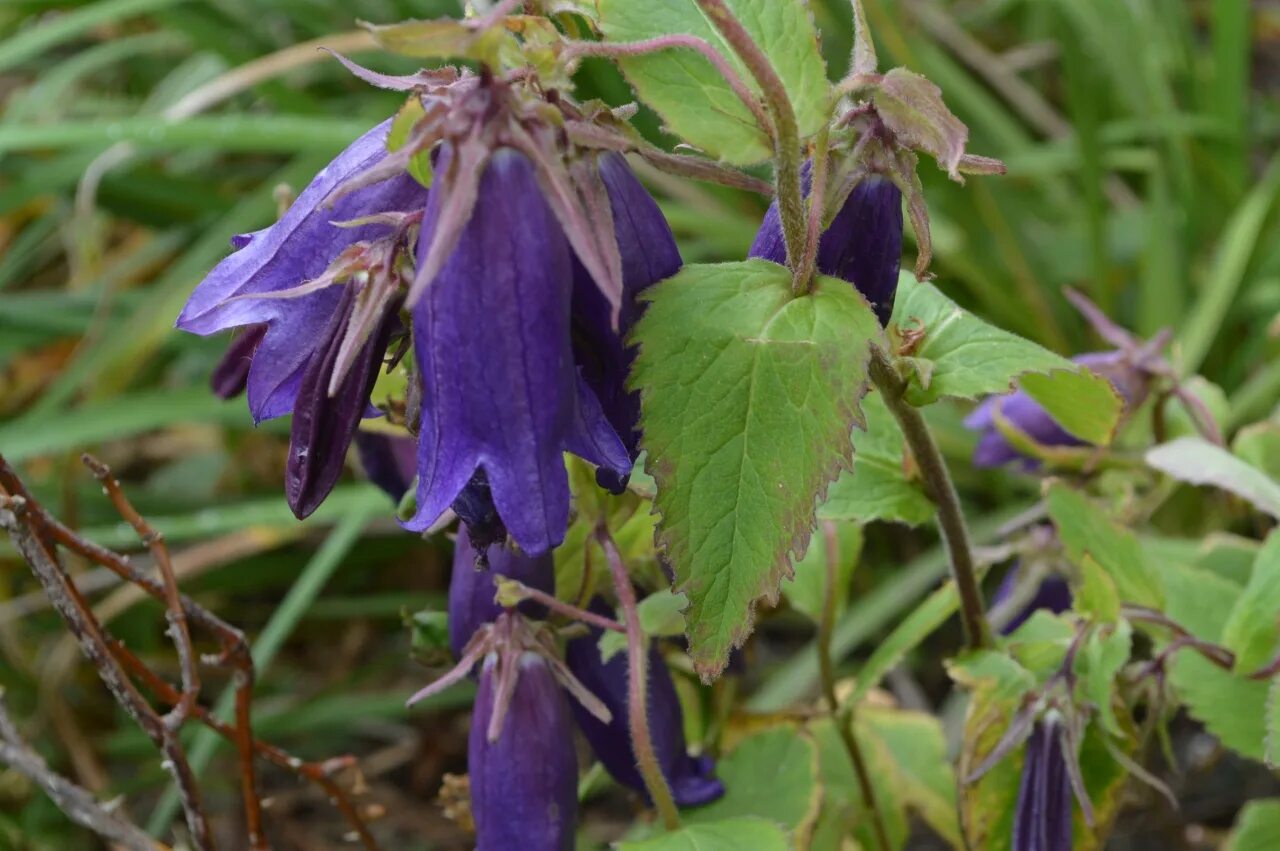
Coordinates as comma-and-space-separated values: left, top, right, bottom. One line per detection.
869, 348, 992, 651
693, 0, 807, 277
817, 522, 891, 851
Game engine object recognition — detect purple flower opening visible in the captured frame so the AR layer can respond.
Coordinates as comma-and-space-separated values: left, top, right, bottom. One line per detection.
1013, 720, 1073, 851
210, 324, 267, 400
750, 168, 903, 325
470, 654, 578, 851
965, 351, 1146, 470
565, 599, 724, 808
404, 147, 630, 555
448, 528, 555, 658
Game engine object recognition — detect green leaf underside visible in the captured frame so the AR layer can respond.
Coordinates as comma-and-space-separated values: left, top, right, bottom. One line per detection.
616, 816, 791, 850
632, 260, 883, 679
597, 0, 830, 164
891, 274, 1122, 445
819, 391, 934, 526
1226, 799, 1280, 851
1146, 437, 1280, 519
1045, 483, 1163, 609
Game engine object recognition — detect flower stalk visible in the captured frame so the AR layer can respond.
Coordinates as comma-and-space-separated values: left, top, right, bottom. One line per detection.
817, 522, 891, 851
869, 347, 992, 650
597, 526, 682, 831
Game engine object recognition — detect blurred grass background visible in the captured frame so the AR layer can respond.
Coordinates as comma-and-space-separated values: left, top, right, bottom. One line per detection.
0, 0, 1278, 848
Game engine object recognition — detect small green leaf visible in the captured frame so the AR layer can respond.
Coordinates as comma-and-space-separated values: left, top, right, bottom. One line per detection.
1075, 553, 1122, 623
387, 96, 432, 188
855, 706, 961, 847
872, 68, 968, 179
632, 260, 883, 678
599, 589, 689, 662
1077, 620, 1133, 737
1267, 680, 1280, 769
783, 521, 863, 623
1221, 531, 1280, 673
1147, 436, 1280, 519
1046, 483, 1163, 608
891, 275, 1122, 445
1005, 611, 1074, 680
616, 816, 791, 850
682, 726, 821, 836
598, 0, 830, 164
819, 391, 934, 526
1226, 799, 1280, 851
1234, 422, 1280, 481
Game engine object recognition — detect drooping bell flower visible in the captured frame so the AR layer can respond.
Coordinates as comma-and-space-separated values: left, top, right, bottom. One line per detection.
750, 167, 903, 325
470, 652, 578, 851
570, 153, 682, 492
448, 526, 556, 658
404, 145, 631, 555
176, 119, 429, 518
991, 563, 1072, 635
209, 324, 266, 399
1012, 719, 1073, 851
965, 351, 1148, 469
565, 599, 724, 807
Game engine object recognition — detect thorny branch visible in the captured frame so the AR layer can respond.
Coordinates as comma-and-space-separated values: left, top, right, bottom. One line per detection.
0, 453, 382, 851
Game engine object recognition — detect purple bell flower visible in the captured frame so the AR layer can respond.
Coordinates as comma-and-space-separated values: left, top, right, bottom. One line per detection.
404, 146, 631, 556
353, 432, 417, 503
965, 351, 1147, 469
1013, 719, 1072, 851
991, 564, 1072, 635
448, 526, 556, 658
750, 168, 903, 325
176, 119, 430, 518
570, 153, 682, 491
565, 600, 724, 807
209, 324, 266, 399
470, 653, 578, 851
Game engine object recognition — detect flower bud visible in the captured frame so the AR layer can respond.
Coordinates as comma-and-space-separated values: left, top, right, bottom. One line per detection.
448, 528, 555, 658
470, 653, 578, 851
1013, 720, 1072, 851
750, 171, 903, 325
565, 600, 724, 807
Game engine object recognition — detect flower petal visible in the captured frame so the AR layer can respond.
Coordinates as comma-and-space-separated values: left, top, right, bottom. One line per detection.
447, 530, 556, 658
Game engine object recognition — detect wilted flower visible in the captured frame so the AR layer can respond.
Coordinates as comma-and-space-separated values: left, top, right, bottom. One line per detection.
750, 168, 903, 325
448, 525, 556, 658
176, 119, 428, 518
470, 652, 578, 851
565, 600, 724, 807
1013, 719, 1073, 851
965, 351, 1148, 469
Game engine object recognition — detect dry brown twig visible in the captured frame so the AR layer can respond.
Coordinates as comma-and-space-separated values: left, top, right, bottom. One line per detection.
0, 453, 383, 851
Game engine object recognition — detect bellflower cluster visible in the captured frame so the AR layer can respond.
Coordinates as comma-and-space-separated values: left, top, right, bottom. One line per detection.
565, 599, 724, 807
965, 351, 1148, 469
177, 62, 679, 556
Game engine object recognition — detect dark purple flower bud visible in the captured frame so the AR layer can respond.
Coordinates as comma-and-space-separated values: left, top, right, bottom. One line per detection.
965, 351, 1147, 469
353, 432, 417, 502
448, 528, 555, 658
991, 564, 1072, 635
176, 119, 428, 423
1013, 720, 1072, 851
470, 653, 578, 851
404, 147, 631, 556
570, 154, 682, 492
750, 169, 903, 325
210, 324, 267, 399
565, 600, 724, 808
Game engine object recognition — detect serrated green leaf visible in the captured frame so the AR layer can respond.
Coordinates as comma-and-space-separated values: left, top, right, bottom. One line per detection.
1077, 620, 1132, 737
617, 816, 791, 851
890, 274, 1122, 445
1075, 553, 1121, 623
1221, 531, 1280, 673
819, 391, 934, 526
598, 0, 830, 164
1146, 437, 1280, 519
599, 588, 689, 662
683, 725, 820, 837
1045, 483, 1163, 608
783, 520, 863, 623
855, 707, 961, 847
1226, 799, 1280, 851
632, 260, 883, 678
1140, 533, 1259, 586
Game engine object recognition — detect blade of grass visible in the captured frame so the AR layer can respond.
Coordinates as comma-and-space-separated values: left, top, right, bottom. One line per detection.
0, 0, 193, 75
0, 115, 376, 155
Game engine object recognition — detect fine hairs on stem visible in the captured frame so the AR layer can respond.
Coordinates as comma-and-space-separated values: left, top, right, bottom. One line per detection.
868, 349, 993, 651
596, 526, 682, 831
816, 521, 892, 851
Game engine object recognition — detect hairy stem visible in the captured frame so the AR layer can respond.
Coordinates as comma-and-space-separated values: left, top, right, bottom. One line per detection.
794, 124, 830, 294
693, 0, 807, 274
817, 522, 891, 851
597, 528, 681, 831
869, 348, 992, 650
